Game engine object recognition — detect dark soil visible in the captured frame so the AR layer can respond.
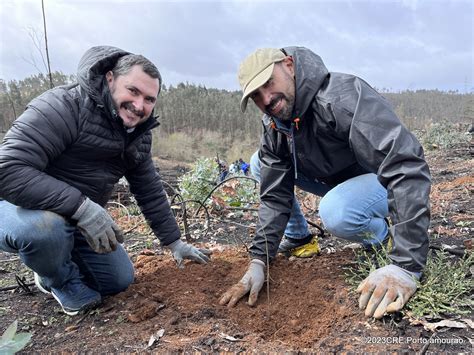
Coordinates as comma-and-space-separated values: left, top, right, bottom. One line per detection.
0, 145, 472, 353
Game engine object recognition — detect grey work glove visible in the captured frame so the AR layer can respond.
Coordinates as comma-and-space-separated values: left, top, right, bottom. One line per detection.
72, 197, 124, 254
357, 264, 419, 319
167, 239, 211, 269
219, 259, 265, 307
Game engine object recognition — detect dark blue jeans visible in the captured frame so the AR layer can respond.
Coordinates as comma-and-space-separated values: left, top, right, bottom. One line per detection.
0, 200, 134, 295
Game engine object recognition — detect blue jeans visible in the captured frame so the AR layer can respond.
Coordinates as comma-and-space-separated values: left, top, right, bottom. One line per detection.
0, 200, 134, 295
250, 152, 389, 246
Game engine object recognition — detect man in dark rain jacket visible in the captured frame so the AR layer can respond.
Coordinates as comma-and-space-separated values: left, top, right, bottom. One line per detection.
220, 47, 431, 319
0, 46, 210, 316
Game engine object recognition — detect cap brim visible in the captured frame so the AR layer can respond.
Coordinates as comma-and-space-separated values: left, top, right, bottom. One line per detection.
240, 63, 275, 113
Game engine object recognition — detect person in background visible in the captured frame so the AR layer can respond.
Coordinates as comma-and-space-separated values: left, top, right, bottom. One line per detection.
239, 159, 250, 175
229, 161, 238, 174
220, 46, 431, 319
0, 46, 210, 316
216, 158, 229, 182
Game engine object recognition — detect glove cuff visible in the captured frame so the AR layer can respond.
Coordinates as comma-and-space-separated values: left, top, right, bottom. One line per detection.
250, 259, 265, 267
71, 197, 90, 220
167, 239, 184, 251
391, 264, 421, 280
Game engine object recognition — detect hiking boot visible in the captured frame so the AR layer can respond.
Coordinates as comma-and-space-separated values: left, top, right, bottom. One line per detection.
50, 278, 102, 316
34, 272, 51, 295
278, 234, 320, 258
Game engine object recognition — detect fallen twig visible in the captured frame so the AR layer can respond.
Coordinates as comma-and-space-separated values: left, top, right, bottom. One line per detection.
0, 282, 34, 293
210, 216, 254, 229
306, 219, 325, 237
430, 244, 466, 256
15, 275, 34, 294
171, 198, 211, 241
171, 193, 191, 241
419, 331, 436, 355
75, 310, 92, 325
226, 206, 259, 212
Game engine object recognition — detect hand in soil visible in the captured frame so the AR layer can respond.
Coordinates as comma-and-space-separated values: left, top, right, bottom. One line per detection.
219, 259, 265, 307
357, 264, 418, 319
167, 239, 212, 268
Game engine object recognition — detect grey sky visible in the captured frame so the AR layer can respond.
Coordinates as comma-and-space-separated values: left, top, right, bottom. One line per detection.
0, 0, 472, 92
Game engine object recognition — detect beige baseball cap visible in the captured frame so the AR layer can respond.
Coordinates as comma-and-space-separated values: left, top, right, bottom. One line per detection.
238, 48, 286, 112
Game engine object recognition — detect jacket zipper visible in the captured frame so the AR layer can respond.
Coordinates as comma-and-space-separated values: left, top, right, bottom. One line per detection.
290, 122, 298, 179
270, 117, 299, 180
109, 107, 159, 160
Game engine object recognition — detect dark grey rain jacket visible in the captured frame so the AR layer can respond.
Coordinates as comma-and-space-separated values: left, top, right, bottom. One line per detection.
250, 46, 431, 273
0, 46, 181, 246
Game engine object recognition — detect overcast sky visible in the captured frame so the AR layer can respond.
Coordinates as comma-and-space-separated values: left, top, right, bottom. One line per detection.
0, 0, 472, 92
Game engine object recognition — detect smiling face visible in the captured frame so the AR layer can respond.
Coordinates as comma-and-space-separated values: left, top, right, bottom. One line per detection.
106, 65, 160, 128
249, 58, 296, 121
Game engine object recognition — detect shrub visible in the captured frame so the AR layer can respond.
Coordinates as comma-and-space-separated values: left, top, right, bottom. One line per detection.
178, 158, 259, 209
421, 121, 470, 150
178, 157, 219, 203
345, 247, 474, 319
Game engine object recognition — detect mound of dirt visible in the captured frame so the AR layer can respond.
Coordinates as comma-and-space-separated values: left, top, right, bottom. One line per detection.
21, 248, 433, 353
114, 249, 359, 348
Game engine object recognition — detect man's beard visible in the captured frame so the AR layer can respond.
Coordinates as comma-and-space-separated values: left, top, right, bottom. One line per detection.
121, 102, 145, 119
265, 93, 295, 121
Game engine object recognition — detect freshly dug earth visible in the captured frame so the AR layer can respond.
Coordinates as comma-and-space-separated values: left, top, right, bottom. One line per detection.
0, 146, 473, 353
1, 248, 471, 353
117, 250, 359, 351
0, 250, 432, 352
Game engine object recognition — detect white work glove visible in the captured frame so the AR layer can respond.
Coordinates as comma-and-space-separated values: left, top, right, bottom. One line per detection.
167, 239, 211, 269
357, 264, 419, 319
219, 259, 265, 307
72, 197, 124, 254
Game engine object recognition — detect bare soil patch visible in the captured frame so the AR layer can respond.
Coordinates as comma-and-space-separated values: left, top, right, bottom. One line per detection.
0, 145, 472, 353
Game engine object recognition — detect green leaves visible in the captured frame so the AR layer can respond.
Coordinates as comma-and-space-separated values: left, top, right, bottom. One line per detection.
0, 320, 32, 354
422, 121, 471, 150
178, 158, 259, 209
345, 247, 474, 319
179, 157, 219, 203
408, 251, 473, 318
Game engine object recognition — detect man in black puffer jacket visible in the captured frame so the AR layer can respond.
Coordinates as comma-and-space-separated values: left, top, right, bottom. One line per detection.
220, 47, 431, 320
0, 46, 210, 316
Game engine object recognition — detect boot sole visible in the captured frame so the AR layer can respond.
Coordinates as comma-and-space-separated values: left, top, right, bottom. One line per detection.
34, 272, 52, 295
51, 291, 101, 316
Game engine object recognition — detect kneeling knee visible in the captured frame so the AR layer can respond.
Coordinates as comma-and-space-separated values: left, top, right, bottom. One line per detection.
107, 261, 135, 295
319, 198, 355, 238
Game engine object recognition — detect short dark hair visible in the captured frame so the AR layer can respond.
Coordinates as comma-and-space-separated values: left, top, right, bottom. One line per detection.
111, 54, 162, 87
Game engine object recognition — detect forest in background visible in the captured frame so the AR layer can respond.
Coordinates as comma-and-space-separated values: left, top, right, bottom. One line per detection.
0, 71, 472, 162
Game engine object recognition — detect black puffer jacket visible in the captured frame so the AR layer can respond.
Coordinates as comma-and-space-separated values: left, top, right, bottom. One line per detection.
250, 46, 431, 273
0, 46, 180, 245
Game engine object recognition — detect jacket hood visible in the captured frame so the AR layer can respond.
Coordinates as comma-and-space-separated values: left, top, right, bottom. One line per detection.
283, 46, 329, 119
77, 46, 130, 105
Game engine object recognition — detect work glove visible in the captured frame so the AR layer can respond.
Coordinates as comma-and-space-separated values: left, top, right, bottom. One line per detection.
357, 264, 419, 319
219, 259, 265, 307
72, 197, 124, 254
167, 239, 211, 269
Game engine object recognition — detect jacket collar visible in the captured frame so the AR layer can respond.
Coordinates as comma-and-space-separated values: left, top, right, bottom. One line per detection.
282, 46, 329, 120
